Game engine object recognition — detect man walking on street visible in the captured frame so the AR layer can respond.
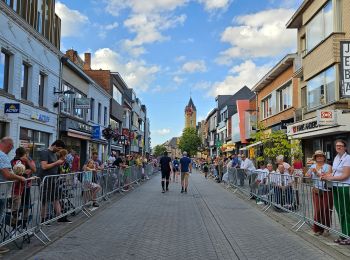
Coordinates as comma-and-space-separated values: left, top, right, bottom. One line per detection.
159, 151, 172, 193
180, 151, 192, 193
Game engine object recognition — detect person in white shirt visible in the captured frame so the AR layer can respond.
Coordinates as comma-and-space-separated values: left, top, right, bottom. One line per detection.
276, 155, 293, 174
239, 154, 255, 187
255, 163, 269, 204
322, 139, 350, 245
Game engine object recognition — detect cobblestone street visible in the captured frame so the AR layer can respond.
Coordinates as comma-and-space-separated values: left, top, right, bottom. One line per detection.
30, 171, 336, 260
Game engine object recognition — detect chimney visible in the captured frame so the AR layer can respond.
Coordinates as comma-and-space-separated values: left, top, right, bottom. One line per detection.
84, 53, 91, 70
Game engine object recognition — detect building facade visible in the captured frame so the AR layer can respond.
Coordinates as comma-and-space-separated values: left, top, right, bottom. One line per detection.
0, 1, 61, 163
287, 0, 350, 163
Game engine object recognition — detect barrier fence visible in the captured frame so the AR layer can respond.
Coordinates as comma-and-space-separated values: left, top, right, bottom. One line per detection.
219, 167, 350, 240
0, 164, 158, 248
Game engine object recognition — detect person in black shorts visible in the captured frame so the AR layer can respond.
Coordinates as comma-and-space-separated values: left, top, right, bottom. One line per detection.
159, 151, 173, 193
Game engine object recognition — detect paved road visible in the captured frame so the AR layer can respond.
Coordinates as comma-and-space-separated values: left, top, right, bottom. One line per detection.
30, 171, 334, 260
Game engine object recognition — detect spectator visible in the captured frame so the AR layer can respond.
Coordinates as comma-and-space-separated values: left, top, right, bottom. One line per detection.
276, 155, 293, 174
0, 137, 26, 254
306, 150, 332, 237
71, 151, 80, 172
240, 154, 256, 171
40, 140, 72, 224
84, 159, 102, 207
231, 154, 239, 168
255, 163, 269, 205
322, 139, 350, 245
66, 149, 74, 170
10, 147, 36, 224
172, 157, 180, 183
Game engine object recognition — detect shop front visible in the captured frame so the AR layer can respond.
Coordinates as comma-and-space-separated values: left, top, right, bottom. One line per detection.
60, 117, 92, 167
287, 110, 350, 165
90, 125, 108, 162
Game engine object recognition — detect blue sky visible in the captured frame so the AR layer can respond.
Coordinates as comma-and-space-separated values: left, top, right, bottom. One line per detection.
56, 0, 303, 146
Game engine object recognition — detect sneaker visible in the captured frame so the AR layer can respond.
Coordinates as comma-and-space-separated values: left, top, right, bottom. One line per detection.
185, 189, 187, 193
0, 246, 10, 254
92, 202, 100, 207
181, 189, 184, 193
57, 217, 73, 224
166, 188, 169, 191
256, 201, 264, 205
323, 230, 330, 237
162, 190, 165, 193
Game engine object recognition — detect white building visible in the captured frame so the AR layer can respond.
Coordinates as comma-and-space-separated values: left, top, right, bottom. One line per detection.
0, 2, 61, 161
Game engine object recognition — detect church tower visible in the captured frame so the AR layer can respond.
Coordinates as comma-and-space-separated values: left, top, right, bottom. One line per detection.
185, 98, 197, 129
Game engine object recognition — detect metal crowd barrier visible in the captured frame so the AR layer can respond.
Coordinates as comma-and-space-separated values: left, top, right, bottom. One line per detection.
224, 168, 350, 239
0, 163, 158, 248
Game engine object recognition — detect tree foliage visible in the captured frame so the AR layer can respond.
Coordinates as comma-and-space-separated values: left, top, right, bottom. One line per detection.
153, 145, 167, 157
251, 123, 303, 164
179, 127, 201, 157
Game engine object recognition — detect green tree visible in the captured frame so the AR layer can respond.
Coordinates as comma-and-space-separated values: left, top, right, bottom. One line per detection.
153, 145, 167, 157
178, 127, 201, 157
251, 123, 294, 164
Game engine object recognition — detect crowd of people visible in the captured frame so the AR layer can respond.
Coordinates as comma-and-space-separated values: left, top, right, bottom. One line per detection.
0, 137, 156, 254
196, 139, 350, 245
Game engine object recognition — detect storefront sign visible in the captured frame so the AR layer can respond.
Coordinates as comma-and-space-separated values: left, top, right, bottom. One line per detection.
31, 113, 50, 123
289, 120, 318, 135
74, 98, 91, 109
92, 126, 101, 139
4, 103, 20, 113
61, 118, 92, 134
340, 41, 350, 97
317, 110, 337, 126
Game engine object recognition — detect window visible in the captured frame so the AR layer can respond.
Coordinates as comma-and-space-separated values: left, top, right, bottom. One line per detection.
306, 0, 333, 52
307, 66, 335, 109
73, 93, 84, 119
21, 63, 29, 100
277, 81, 292, 112
98, 103, 101, 124
38, 73, 45, 106
112, 85, 122, 104
104, 106, 107, 126
36, 0, 43, 33
44, 0, 50, 38
90, 98, 95, 121
261, 96, 272, 119
0, 50, 10, 92
62, 84, 73, 114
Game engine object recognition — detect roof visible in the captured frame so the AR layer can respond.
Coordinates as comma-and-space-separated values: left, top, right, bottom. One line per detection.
251, 54, 297, 92
185, 97, 196, 111
286, 0, 312, 28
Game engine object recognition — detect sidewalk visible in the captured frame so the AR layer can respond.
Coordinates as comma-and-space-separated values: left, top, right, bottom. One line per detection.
24, 170, 340, 260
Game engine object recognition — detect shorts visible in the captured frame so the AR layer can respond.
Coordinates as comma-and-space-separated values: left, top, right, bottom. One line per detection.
173, 167, 179, 172
41, 178, 62, 203
161, 171, 170, 179
181, 172, 189, 181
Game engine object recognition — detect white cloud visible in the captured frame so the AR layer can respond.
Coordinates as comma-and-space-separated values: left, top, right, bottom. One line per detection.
90, 48, 160, 92
209, 60, 271, 96
55, 2, 89, 37
156, 128, 171, 135
182, 60, 207, 73
198, 0, 232, 11
193, 81, 211, 90
216, 8, 296, 64
95, 22, 119, 39
152, 85, 179, 93
105, 22, 119, 30
175, 56, 186, 62
173, 76, 185, 84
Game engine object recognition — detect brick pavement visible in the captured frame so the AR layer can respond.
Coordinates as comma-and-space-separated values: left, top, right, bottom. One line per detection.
29, 171, 336, 260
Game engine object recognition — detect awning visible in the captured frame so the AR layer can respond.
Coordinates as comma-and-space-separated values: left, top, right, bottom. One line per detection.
67, 130, 91, 140
239, 141, 262, 151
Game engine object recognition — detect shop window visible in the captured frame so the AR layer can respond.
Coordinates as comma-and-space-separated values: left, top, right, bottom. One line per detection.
306, 0, 333, 52
19, 127, 50, 167
307, 66, 335, 109
0, 50, 10, 92
36, 0, 43, 34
